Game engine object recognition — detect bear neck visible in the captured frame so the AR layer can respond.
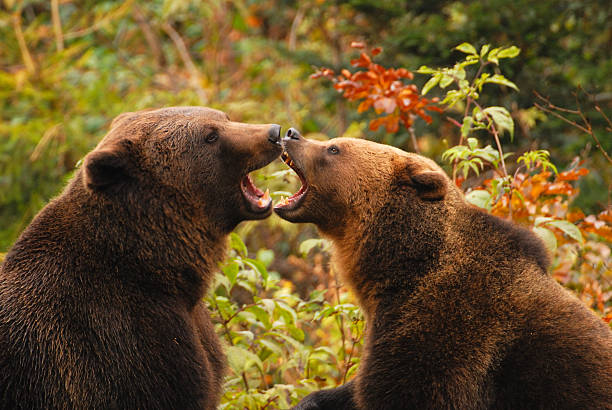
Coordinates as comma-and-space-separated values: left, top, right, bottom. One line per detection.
5, 172, 227, 309
327, 192, 453, 318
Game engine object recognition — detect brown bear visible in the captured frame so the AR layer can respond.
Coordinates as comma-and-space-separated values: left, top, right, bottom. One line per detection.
0, 107, 282, 409
275, 129, 612, 410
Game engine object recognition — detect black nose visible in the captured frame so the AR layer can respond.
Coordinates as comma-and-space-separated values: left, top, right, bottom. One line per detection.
268, 124, 282, 145
285, 127, 301, 140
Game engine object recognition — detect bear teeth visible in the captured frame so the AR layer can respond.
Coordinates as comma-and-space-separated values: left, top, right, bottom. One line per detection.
281, 151, 293, 166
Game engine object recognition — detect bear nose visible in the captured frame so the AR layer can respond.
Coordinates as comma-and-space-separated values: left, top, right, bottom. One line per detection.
268, 124, 282, 145
284, 127, 301, 140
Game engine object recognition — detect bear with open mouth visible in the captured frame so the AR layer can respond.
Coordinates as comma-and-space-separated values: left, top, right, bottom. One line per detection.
276, 129, 612, 410
0, 107, 282, 409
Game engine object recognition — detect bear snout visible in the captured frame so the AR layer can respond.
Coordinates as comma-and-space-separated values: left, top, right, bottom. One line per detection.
268, 124, 282, 145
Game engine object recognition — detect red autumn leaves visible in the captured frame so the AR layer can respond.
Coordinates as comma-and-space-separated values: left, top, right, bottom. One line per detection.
311, 42, 441, 133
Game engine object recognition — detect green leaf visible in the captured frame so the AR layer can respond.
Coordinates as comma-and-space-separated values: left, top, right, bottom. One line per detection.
313, 346, 337, 358
534, 216, 555, 226
533, 227, 557, 251
276, 301, 298, 326
230, 232, 247, 257
416, 65, 436, 74
226, 345, 263, 374
245, 305, 272, 329
421, 74, 441, 95
439, 74, 454, 89
497, 46, 521, 59
234, 330, 254, 343
455, 42, 477, 55
222, 261, 240, 286
483, 106, 515, 140
454, 66, 466, 81
467, 137, 479, 150
469, 161, 481, 176
546, 220, 584, 243
487, 47, 502, 64
299, 238, 328, 257
269, 169, 295, 179
266, 331, 304, 351
258, 338, 284, 356
244, 258, 269, 284
256, 249, 274, 268
440, 89, 463, 106
287, 324, 305, 342
210, 272, 231, 293
461, 116, 473, 138
483, 74, 519, 91
480, 44, 490, 57
466, 190, 492, 210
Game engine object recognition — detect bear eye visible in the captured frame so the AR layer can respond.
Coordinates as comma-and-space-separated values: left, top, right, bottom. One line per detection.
328, 145, 340, 155
205, 132, 219, 143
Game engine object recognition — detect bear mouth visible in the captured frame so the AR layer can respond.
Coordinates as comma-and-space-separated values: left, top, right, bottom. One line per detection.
240, 173, 272, 214
274, 151, 308, 211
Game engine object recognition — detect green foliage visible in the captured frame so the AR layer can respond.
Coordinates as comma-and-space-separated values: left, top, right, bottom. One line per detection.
517, 150, 557, 174
207, 234, 364, 408
418, 42, 518, 141
442, 137, 510, 178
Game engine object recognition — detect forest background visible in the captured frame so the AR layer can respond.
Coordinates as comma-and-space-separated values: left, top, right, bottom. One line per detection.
1, 0, 611, 408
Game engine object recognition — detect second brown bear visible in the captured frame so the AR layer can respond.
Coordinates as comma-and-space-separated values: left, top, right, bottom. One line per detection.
276, 130, 612, 410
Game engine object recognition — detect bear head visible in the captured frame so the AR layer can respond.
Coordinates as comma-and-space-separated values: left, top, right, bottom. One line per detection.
274, 129, 451, 235
82, 107, 282, 233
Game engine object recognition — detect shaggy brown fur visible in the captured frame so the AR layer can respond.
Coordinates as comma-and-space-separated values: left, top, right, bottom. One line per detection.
0, 107, 282, 409
276, 131, 612, 410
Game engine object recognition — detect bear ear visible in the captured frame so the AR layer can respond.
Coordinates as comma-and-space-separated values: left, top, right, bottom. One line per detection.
409, 171, 448, 200
83, 145, 133, 192
398, 164, 448, 201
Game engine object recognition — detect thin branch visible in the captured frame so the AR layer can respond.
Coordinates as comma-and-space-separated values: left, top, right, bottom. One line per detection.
534, 91, 580, 114
261, 395, 279, 409
12, 11, 36, 74
473, 100, 513, 220
213, 297, 251, 391
534, 102, 591, 134
30, 124, 61, 161
331, 267, 347, 364
534, 91, 612, 164
342, 337, 358, 383
288, 7, 305, 51
50, 0, 64, 51
595, 106, 612, 132
408, 123, 420, 154
445, 116, 462, 128
132, 5, 165, 67
241, 373, 250, 390
213, 298, 234, 346
64, 0, 134, 39
452, 60, 489, 181
161, 22, 208, 104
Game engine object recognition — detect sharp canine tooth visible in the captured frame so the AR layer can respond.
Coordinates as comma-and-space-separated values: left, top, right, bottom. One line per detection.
256, 189, 271, 208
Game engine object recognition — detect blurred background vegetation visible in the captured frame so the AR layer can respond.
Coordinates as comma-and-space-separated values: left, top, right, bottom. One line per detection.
1, 0, 610, 408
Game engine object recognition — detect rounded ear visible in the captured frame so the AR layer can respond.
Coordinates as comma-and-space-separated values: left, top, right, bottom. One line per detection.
409, 171, 448, 200
83, 145, 132, 191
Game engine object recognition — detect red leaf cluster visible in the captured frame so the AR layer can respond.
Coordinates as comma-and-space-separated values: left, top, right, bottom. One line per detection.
487, 168, 588, 226
311, 44, 441, 133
